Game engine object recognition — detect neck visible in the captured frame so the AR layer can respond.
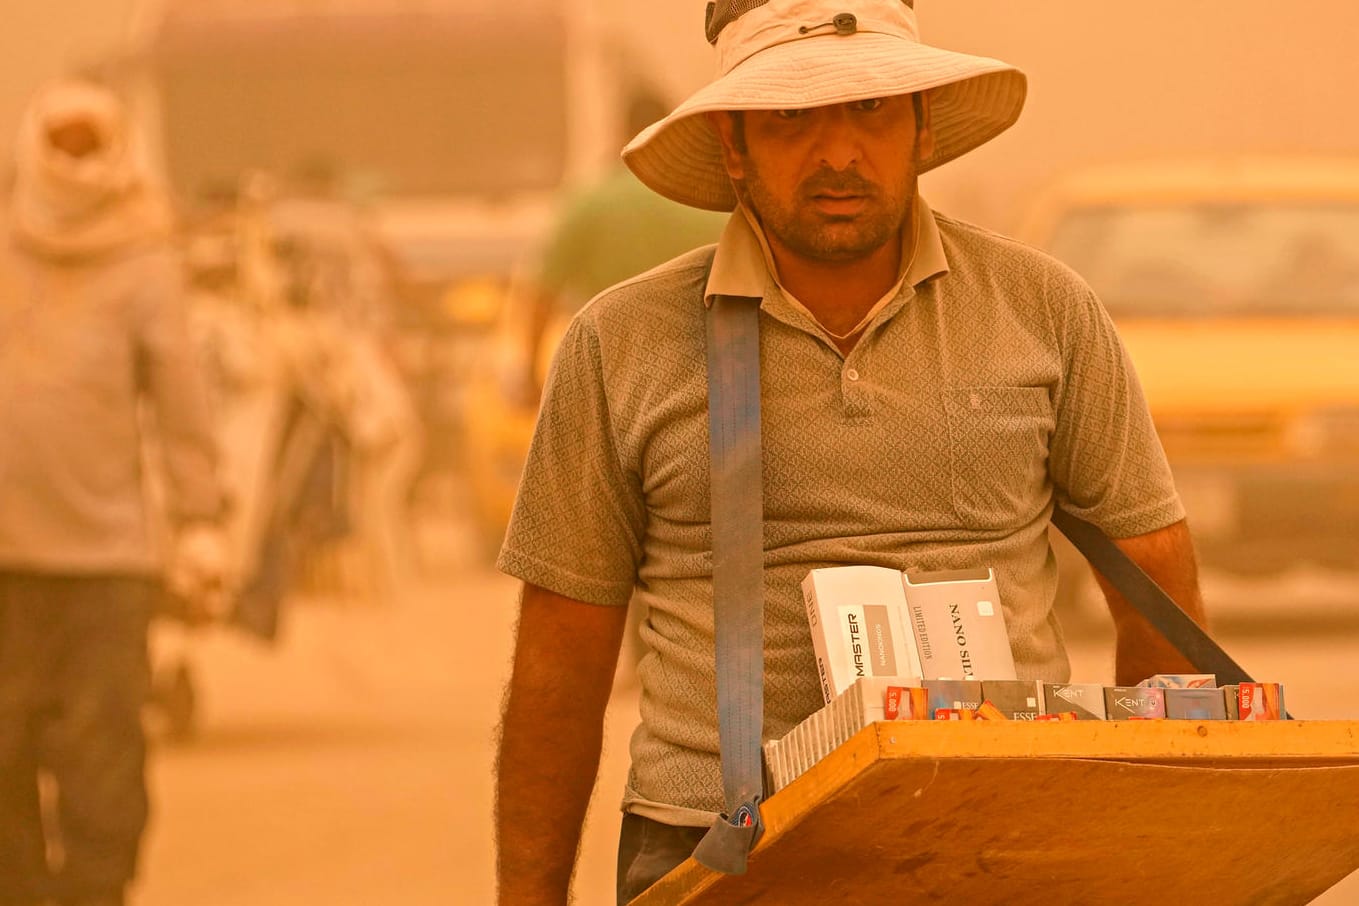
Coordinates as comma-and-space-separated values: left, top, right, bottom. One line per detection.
764, 208, 917, 342
769, 236, 900, 332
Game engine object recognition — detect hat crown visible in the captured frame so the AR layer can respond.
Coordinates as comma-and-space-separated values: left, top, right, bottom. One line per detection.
706, 0, 914, 44
709, 0, 920, 76
712, 0, 913, 42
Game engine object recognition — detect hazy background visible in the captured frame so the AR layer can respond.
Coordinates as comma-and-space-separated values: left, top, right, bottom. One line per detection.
10, 0, 1359, 229
1, 1, 137, 138
4, 2, 1358, 905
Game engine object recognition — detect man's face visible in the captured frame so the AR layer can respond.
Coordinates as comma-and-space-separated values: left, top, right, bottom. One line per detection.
710, 94, 933, 264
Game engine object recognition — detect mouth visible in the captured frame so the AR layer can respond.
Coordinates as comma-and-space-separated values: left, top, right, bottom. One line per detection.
809, 193, 869, 215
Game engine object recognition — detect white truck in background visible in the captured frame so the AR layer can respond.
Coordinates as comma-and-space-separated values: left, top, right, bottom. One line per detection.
102, 0, 650, 300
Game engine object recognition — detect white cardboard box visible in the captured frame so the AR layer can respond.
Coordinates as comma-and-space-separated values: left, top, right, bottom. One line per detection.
802, 566, 924, 704
902, 568, 1017, 681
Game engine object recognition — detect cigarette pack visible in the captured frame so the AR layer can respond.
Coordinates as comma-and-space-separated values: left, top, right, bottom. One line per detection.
764, 676, 919, 791
923, 678, 983, 715
901, 568, 1016, 681
1165, 687, 1228, 720
1104, 686, 1167, 720
1043, 683, 1108, 720
1223, 685, 1240, 720
1138, 674, 1217, 689
802, 566, 924, 703
884, 685, 930, 720
1237, 683, 1286, 720
975, 700, 1009, 721
981, 680, 1045, 720
934, 708, 975, 721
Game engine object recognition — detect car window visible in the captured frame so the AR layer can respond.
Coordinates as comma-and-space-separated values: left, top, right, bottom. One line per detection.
1046, 204, 1359, 317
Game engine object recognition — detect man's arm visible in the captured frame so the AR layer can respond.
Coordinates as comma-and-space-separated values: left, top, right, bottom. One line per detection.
1091, 519, 1210, 686
496, 582, 629, 905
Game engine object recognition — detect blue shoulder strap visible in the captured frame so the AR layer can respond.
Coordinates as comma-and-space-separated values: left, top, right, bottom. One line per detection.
693, 292, 767, 875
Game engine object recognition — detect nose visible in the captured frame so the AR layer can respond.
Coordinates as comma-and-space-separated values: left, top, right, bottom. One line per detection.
810, 104, 860, 171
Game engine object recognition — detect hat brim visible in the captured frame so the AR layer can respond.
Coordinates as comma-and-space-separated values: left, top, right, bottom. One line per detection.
623, 32, 1027, 211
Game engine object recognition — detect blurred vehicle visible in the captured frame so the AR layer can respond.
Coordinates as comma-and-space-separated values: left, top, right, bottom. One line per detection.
1021, 156, 1359, 615
461, 289, 559, 553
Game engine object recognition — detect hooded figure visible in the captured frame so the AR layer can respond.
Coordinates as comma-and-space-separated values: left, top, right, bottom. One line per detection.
9, 78, 171, 262
0, 79, 226, 906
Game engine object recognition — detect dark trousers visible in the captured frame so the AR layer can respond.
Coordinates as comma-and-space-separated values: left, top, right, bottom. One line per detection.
0, 573, 152, 905
616, 813, 706, 905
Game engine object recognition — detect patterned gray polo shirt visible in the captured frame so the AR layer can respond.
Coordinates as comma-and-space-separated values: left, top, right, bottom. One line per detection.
497, 198, 1182, 825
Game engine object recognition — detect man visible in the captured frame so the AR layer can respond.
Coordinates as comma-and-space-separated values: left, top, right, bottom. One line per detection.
495, 1, 1208, 903
0, 79, 227, 906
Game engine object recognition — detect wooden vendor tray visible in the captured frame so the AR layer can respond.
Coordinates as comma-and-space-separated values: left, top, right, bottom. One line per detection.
631, 721, 1359, 906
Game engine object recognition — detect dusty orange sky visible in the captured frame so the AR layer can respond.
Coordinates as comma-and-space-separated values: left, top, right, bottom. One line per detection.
0, 1, 136, 144
3, 0, 1356, 229
565, 0, 1359, 227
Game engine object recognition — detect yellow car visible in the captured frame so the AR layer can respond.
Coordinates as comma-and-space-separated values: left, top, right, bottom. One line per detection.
460, 286, 562, 554
1022, 156, 1359, 577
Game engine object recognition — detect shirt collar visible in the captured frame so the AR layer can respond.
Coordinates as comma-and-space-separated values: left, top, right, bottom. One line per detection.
704, 194, 950, 307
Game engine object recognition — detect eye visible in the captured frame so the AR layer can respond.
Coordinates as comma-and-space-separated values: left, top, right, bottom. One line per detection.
849, 98, 885, 112
775, 108, 807, 120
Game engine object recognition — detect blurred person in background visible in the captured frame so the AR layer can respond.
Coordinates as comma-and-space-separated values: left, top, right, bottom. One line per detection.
495, 1, 1209, 902
517, 88, 729, 404
186, 180, 423, 640
240, 195, 423, 615
0, 79, 227, 906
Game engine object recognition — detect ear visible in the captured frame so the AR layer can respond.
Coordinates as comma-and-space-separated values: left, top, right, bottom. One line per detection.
706, 111, 746, 181
915, 91, 936, 162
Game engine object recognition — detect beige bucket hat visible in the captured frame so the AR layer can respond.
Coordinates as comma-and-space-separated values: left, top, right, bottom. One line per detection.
622, 0, 1027, 212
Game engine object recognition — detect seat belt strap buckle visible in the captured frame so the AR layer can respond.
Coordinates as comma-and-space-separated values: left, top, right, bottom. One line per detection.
693, 798, 765, 875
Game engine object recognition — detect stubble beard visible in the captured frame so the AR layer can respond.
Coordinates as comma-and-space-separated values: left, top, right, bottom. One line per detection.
738, 159, 913, 263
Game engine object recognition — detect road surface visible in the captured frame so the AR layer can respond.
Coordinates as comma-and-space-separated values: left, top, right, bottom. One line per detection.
133, 537, 1359, 905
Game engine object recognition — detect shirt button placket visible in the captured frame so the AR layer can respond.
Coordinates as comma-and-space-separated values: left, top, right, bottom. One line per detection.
843, 363, 870, 417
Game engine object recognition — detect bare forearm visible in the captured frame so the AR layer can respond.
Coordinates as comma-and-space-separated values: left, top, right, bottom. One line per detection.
495, 584, 627, 905
496, 679, 606, 904
1094, 519, 1209, 686
1107, 598, 1206, 686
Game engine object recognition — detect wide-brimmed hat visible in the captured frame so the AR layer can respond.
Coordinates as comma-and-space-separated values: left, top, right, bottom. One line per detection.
622, 0, 1027, 211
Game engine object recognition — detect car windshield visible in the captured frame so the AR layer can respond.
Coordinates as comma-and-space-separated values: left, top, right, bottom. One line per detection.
152, 13, 567, 201
1046, 203, 1359, 317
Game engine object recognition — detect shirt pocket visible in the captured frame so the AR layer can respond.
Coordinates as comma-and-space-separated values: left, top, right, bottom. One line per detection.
944, 386, 1054, 528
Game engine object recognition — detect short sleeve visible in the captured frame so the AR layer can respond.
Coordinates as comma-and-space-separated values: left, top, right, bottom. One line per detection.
496, 315, 646, 606
1047, 276, 1185, 538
